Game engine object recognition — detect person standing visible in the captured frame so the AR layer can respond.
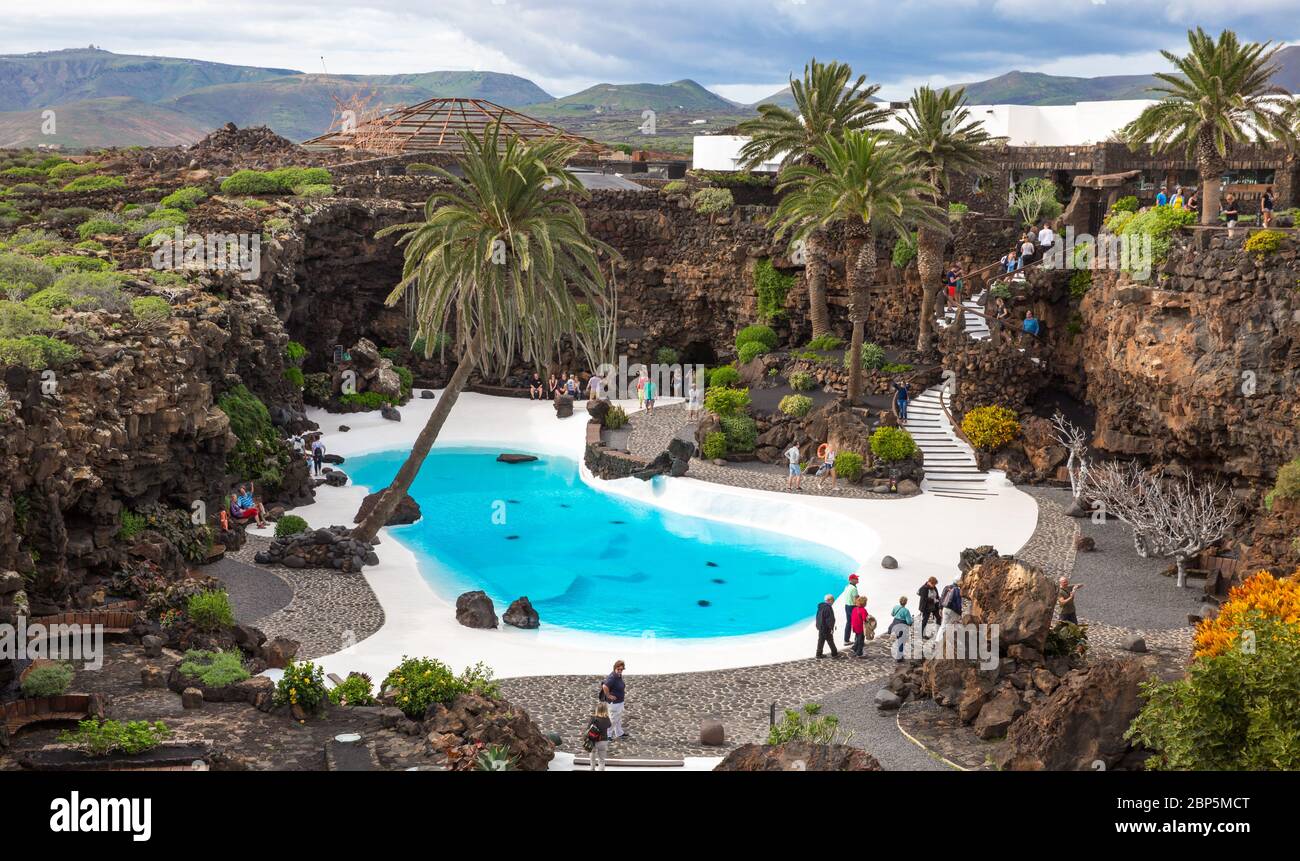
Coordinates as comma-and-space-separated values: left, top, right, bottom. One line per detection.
1155, 186, 1169, 207
635, 370, 648, 409
815, 594, 840, 659
842, 573, 859, 646
937, 578, 963, 645
1019, 235, 1035, 269
587, 371, 605, 401
850, 596, 869, 657
311, 436, 325, 477
643, 377, 657, 414
600, 660, 627, 741
891, 380, 909, 421
1057, 576, 1083, 625
1262, 186, 1275, 228
916, 577, 941, 638
784, 444, 803, 491
1022, 310, 1040, 338
1037, 221, 1055, 255
889, 596, 914, 661
584, 703, 612, 771
814, 442, 838, 491
1222, 193, 1240, 238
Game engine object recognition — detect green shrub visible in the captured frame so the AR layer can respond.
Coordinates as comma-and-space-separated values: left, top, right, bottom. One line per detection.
393, 365, 414, 399
302, 373, 332, 404
45, 255, 111, 273
61, 175, 125, 192
1265, 457, 1300, 510
329, 672, 376, 706
788, 370, 815, 391
779, 394, 813, 417
654, 346, 680, 365
1244, 229, 1285, 256
603, 405, 629, 429
0, 334, 79, 369
735, 324, 778, 352
284, 340, 308, 364
707, 365, 740, 388
48, 162, 100, 181
159, 186, 208, 210
961, 405, 1020, 450
833, 451, 865, 480
21, 662, 75, 697
880, 362, 913, 374
704, 386, 750, 417
1069, 269, 1092, 298
767, 702, 849, 745
405, 162, 437, 175
339, 391, 396, 410
805, 334, 844, 351
130, 296, 171, 326
0, 252, 56, 291
1044, 622, 1089, 659
1126, 616, 1300, 770
117, 509, 148, 541
265, 167, 332, 191
22, 287, 70, 311
217, 384, 293, 489
59, 719, 170, 756
275, 515, 309, 537
701, 431, 728, 459
737, 340, 768, 365
0, 299, 55, 336
753, 258, 794, 322
892, 232, 917, 269
179, 649, 250, 687
187, 589, 234, 631
294, 183, 334, 198
1116, 204, 1196, 266
48, 271, 128, 311
720, 414, 757, 452
284, 366, 305, 388
1109, 195, 1139, 214
1, 166, 46, 182
220, 170, 283, 195
662, 179, 688, 195
844, 342, 885, 371
73, 239, 106, 252
691, 187, 734, 214
274, 660, 329, 717
869, 426, 918, 463
382, 657, 501, 720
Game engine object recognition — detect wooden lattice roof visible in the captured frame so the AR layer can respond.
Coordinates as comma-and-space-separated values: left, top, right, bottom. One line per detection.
302, 97, 607, 157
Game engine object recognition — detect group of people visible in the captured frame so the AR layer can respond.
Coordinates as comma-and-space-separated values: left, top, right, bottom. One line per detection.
528, 367, 706, 416
530, 371, 588, 402
581, 660, 627, 771
783, 440, 841, 491
998, 221, 1056, 275
289, 431, 327, 476
815, 571, 1084, 661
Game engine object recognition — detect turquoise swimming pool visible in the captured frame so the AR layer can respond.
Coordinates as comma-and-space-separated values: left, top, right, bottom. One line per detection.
346, 447, 854, 638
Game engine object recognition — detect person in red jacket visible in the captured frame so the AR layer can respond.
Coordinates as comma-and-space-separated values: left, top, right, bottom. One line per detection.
850, 596, 869, 657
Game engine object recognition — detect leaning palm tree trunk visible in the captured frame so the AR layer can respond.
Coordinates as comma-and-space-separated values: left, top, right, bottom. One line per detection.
352, 332, 483, 543
805, 230, 832, 338
914, 225, 945, 352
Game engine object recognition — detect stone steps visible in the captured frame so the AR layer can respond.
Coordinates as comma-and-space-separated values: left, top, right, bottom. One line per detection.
901, 386, 991, 500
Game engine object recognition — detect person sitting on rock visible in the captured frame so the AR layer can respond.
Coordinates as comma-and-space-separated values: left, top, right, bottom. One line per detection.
528, 372, 545, 401
229, 485, 262, 527
547, 373, 561, 400
1022, 310, 1040, 338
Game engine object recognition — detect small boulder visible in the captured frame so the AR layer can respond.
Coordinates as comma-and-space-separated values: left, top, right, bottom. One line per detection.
380, 405, 401, 422
874, 689, 902, 710
339, 425, 351, 432
141, 666, 166, 688
455, 590, 498, 629
141, 634, 163, 658
699, 719, 726, 746
1120, 634, 1147, 653
261, 636, 300, 669
421, 390, 435, 399
973, 688, 1025, 740
497, 453, 539, 464
1074, 534, 1096, 552
503, 596, 539, 629
181, 687, 204, 709
715, 741, 883, 772
353, 490, 421, 526
880, 555, 898, 570
554, 395, 574, 418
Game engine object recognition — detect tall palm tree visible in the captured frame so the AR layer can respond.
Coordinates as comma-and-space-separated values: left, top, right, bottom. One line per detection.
736, 59, 890, 338
1121, 28, 1294, 225
770, 130, 944, 403
352, 125, 616, 542
891, 86, 995, 353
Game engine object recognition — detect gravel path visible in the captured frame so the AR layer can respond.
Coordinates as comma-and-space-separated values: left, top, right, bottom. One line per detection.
209, 554, 294, 623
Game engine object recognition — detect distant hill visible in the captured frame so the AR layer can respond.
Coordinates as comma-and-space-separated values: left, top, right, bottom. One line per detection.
0, 97, 206, 149
748, 85, 884, 110
0, 47, 296, 112
0, 47, 554, 148
526, 79, 737, 116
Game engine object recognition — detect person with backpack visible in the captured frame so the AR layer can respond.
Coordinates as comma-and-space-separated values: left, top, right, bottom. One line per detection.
599, 660, 627, 741
311, 436, 325, 477
937, 579, 963, 645
917, 577, 941, 638
888, 596, 914, 661
583, 702, 612, 771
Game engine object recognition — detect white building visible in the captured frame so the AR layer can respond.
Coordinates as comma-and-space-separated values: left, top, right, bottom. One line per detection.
692, 99, 1161, 171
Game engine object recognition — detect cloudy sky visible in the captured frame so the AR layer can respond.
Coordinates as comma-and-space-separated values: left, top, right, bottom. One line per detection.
2, 0, 1297, 100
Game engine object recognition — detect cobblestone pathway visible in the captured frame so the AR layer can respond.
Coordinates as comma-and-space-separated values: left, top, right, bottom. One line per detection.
224, 537, 385, 660
626, 403, 910, 499
500, 644, 895, 759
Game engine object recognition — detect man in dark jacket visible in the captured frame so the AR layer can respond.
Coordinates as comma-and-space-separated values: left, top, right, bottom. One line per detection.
917, 577, 941, 637
815, 594, 840, 658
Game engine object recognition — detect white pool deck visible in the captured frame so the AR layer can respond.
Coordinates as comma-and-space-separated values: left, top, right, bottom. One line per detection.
264, 391, 1038, 680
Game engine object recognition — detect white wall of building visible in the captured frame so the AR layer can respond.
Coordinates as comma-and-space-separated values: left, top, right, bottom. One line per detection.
693, 99, 1162, 170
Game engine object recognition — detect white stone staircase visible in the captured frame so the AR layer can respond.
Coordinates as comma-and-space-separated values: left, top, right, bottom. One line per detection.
902, 386, 997, 501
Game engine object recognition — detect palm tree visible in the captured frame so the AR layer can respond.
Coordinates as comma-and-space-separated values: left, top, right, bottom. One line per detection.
890, 86, 995, 353
352, 125, 616, 542
770, 130, 944, 403
736, 59, 890, 338
1121, 28, 1294, 226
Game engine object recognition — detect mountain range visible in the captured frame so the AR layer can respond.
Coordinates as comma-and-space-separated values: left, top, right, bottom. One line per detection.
3, 45, 1299, 151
